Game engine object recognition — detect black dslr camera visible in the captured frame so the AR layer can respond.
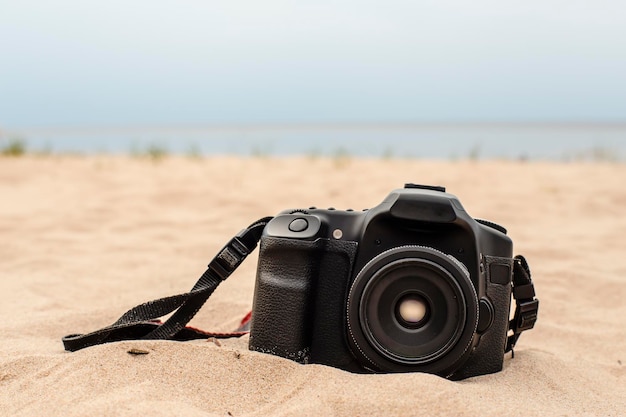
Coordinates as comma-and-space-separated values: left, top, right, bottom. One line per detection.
249, 184, 538, 380
62, 183, 537, 380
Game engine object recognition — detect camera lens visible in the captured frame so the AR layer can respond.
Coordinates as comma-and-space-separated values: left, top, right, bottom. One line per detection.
346, 246, 479, 376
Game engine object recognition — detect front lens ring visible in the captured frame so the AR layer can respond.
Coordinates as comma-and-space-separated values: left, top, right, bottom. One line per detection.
359, 258, 468, 365
346, 246, 479, 375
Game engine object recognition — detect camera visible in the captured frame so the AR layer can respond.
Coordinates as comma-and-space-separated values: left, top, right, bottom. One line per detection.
62, 183, 537, 379
249, 184, 533, 380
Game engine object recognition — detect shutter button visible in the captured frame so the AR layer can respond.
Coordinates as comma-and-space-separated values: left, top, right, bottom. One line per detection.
288, 218, 309, 232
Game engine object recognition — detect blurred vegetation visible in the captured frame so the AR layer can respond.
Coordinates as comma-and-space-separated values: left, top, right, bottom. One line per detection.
130, 142, 169, 161
306, 147, 322, 161
145, 143, 168, 161
1, 138, 27, 156
467, 144, 481, 161
561, 146, 621, 163
587, 146, 620, 162
381, 146, 394, 160
250, 143, 273, 158
332, 146, 351, 169
186, 143, 203, 159
0, 136, 622, 163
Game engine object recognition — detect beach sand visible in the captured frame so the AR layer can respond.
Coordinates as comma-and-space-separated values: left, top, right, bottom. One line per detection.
0, 155, 624, 416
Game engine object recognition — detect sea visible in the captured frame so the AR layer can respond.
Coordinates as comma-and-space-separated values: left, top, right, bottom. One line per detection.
3, 123, 626, 161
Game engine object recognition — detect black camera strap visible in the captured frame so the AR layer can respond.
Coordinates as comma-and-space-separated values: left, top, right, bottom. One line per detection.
506, 255, 539, 355
62, 217, 273, 352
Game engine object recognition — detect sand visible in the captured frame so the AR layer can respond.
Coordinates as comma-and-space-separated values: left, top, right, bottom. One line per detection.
0, 155, 624, 416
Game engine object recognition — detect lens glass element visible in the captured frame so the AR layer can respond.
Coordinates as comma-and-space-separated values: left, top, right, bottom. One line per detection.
396, 294, 429, 327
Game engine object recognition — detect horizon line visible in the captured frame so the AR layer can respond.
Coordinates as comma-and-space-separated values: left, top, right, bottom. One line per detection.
5, 120, 626, 134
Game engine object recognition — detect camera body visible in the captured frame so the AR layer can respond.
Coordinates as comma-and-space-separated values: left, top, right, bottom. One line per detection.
249, 184, 516, 380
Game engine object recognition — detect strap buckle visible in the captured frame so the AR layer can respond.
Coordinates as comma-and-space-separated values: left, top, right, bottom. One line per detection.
513, 299, 539, 333
208, 235, 251, 281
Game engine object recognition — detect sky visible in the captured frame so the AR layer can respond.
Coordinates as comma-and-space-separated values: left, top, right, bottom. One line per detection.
1, 0, 626, 127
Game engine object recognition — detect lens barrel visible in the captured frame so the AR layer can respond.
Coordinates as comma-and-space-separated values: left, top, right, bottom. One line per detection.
346, 246, 479, 376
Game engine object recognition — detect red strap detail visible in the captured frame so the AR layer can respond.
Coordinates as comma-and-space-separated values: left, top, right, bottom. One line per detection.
240, 311, 252, 328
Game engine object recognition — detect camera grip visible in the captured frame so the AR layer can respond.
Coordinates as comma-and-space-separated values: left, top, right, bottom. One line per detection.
249, 236, 357, 364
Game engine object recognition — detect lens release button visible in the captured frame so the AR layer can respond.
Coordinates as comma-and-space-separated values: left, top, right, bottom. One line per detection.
288, 218, 309, 232
477, 298, 494, 334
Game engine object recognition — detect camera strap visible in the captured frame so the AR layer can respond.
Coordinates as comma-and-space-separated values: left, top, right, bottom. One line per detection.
506, 255, 539, 355
62, 217, 273, 352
